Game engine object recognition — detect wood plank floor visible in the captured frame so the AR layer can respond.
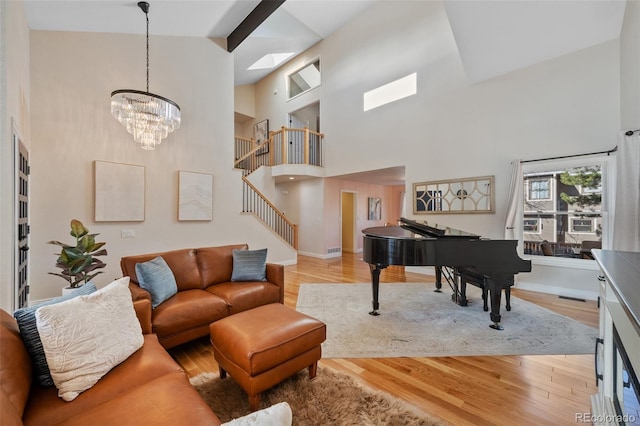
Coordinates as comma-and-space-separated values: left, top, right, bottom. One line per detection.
169, 253, 599, 425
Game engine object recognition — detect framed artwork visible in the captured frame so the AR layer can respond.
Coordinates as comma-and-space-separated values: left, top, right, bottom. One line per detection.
254, 119, 269, 155
94, 161, 145, 222
178, 171, 213, 221
413, 175, 495, 214
368, 197, 381, 220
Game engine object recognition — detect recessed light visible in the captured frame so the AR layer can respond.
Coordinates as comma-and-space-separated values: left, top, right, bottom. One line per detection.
289, 177, 295, 180
248, 53, 295, 71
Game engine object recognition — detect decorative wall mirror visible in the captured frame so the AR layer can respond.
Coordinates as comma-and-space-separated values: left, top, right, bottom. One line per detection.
287, 59, 320, 99
413, 175, 495, 214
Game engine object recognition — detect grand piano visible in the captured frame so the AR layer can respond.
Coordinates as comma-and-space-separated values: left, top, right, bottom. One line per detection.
362, 217, 532, 329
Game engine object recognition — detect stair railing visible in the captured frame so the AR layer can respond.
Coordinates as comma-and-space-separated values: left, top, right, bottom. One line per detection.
241, 175, 298, 249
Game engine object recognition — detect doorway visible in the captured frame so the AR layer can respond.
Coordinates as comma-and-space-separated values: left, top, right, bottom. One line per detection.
288, 101, 319, 132
288, 102, 320, 165
14, 128, 30, 309
341, 191, 356, 253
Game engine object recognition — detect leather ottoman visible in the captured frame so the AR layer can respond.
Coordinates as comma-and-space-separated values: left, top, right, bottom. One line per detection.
209, 303, 326, 411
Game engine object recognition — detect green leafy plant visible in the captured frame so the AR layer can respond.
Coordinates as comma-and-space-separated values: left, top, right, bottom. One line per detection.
559, 166, 602, 208
48, 219, 108, 288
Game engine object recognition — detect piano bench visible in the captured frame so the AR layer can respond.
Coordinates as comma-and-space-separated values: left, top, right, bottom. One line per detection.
459, 268, 512, 312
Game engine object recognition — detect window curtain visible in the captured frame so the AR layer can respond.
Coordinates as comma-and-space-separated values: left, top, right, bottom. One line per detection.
504, 159, 524, 254
612, 131, 640, 251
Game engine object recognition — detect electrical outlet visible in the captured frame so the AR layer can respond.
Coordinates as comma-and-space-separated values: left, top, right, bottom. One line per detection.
121, 229, 135, 238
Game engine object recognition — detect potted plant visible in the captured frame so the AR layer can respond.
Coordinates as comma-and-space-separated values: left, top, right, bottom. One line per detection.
48, 219, 108, 291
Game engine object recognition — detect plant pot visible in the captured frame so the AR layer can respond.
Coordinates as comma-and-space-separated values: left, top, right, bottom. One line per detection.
62, 286, 80, 296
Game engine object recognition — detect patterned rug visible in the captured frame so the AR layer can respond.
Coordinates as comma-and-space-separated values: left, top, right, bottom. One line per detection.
296, 283, 598, 358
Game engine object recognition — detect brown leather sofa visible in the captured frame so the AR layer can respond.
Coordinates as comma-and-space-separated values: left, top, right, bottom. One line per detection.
120, 244, 285, 349
0, 299, 223, 426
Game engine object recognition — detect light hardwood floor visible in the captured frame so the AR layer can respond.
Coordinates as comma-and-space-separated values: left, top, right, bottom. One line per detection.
169, 253, 599, 426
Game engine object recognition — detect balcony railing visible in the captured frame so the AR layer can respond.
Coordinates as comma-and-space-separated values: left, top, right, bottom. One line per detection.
524, 240, 600, 259
234, 127, 324, 174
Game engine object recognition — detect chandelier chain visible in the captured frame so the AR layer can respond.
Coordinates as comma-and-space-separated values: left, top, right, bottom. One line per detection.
145, 8, 149, 93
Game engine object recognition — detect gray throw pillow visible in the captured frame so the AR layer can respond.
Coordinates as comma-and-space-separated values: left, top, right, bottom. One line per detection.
13, 282, 98, 387
135, 256, 178, 308
231, 248, 268, 282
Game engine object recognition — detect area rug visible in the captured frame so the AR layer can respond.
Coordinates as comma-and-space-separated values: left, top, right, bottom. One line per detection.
190, 366, 446, 425
296, 283, 598, 358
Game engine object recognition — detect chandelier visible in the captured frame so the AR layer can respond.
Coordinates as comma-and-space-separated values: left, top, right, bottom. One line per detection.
111, 1, 181, 150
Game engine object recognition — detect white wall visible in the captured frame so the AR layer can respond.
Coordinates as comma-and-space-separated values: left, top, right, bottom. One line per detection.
234, 84, 256, 120
28, 30, 295, 302
256, 0, 619, 239
621, 0, 640, 130
252, 0, 620, 298
0, 0, 31, 312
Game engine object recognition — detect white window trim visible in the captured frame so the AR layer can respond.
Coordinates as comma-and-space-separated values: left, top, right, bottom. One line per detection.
526, 177, 552, 201
569, 217, 595, 234
521, 154, 613, 260
523, 218, 541, 234
286, 57, 321, 101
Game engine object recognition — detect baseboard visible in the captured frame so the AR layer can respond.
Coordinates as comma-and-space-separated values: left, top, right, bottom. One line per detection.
515, 280, 598, 301
297, 250, 342, 259
273, 259, 298, 266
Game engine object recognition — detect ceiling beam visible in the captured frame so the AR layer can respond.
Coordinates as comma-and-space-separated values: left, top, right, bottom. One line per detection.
227, 0, 286, 53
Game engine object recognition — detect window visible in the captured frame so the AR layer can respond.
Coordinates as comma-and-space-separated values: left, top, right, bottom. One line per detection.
288, 59, 320, 99
363, 73, 417, 112
523, 218, 540, 233
571, 218, 594, 233
528, 178, 551, 200
523, 161, 606, 259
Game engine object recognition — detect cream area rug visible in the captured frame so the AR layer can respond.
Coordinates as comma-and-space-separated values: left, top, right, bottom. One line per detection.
296, 283, 598, 358
190, 366, 446, 425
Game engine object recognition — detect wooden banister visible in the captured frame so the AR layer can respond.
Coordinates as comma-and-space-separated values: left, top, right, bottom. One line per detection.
234, 126, 323, 249
241, 175, 298, 248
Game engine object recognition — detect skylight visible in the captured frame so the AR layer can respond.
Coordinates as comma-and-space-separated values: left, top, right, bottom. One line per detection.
248, 53, 295, 71
363, 73, 417, 111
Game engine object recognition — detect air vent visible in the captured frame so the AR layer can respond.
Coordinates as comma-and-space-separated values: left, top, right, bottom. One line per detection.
327, 247, 341, 254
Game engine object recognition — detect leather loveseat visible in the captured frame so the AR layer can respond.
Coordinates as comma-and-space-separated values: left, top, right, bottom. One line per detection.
0, 299, 224, 426
120, 244, 285, 349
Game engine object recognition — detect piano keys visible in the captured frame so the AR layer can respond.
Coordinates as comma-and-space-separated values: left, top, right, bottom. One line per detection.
362, 217, 531, 329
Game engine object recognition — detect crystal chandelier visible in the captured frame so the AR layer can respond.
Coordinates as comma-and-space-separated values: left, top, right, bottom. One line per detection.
111, 1, 180, 150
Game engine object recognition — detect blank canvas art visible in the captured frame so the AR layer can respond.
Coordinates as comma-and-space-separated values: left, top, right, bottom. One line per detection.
178, 171, 213, 221
94, 161, 145, 222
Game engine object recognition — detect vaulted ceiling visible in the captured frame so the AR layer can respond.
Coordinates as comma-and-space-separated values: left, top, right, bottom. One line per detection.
21, 0, 627, 186
23, 0, 627, 86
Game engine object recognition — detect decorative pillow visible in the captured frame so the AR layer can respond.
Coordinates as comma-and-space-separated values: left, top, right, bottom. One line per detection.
231, 248, 268, 282
35, 277, 143, 402
222, 402, 292, 426
13, 282, 97, 387
135, 256, 178, 308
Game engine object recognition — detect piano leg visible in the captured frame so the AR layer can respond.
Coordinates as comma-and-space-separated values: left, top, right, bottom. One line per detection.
458, 271, 469, 307
488, 275, 510, 330
434, 266, 442, 293
368, 264, 383, 316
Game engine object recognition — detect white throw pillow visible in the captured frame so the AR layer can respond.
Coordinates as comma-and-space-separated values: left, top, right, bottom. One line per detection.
222, 402, 292, 426
35, 276, 143, 401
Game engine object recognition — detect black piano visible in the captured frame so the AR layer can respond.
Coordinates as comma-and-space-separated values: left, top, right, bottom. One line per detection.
362, 217, 531, 329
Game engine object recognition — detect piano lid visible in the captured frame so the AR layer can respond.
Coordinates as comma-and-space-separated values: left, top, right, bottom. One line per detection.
363, 218, 481, 240
399, 217, 480, 239
362, 225, 431, 240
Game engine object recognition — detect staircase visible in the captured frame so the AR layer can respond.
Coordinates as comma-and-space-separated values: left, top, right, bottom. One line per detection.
234, 127, 325, 249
